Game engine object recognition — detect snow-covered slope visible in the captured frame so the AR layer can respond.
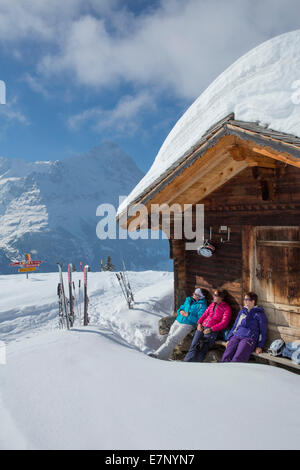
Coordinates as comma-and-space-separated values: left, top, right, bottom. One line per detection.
118, 30, 300, 215
0, 142, 171, 273
0, 270, 173, 349
0, 271, 299, 450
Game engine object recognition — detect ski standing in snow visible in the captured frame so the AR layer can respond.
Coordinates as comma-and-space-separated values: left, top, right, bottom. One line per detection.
67, 263, 75, 327
57, 263, 73, 329
83, 265, 89, 326
115, 261, 134, 309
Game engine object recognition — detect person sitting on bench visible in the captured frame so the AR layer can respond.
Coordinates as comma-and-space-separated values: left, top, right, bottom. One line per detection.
148, 288, 207, 360
184, 289, 232, 363
221, 291, 268, 363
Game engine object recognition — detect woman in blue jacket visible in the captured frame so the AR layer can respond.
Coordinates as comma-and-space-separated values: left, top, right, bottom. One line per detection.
148, 288, 207, 360
222, 292, 268, 363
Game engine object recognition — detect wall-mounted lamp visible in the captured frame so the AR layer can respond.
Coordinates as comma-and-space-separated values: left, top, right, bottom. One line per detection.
197, 240, 216, 257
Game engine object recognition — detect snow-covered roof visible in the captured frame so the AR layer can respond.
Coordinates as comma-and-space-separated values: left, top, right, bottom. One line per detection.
117, 30, 300, 216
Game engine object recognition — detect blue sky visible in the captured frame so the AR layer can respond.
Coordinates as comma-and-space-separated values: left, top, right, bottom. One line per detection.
0, 0, 300, 173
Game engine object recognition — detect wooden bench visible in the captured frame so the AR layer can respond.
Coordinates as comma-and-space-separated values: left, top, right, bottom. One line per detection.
214, 340, 300, 373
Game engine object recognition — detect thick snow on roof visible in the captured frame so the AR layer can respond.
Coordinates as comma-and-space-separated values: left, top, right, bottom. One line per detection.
118, 30, 300, 215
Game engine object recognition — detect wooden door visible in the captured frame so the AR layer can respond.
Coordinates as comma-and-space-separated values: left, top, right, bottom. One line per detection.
250, 227, 300, 343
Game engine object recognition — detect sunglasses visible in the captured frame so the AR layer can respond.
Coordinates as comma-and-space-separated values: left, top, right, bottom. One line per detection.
244, 298, 251, 301
213, 293, 220, 297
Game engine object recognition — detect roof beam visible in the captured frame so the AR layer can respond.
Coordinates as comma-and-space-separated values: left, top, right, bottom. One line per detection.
252, 146, 300, 168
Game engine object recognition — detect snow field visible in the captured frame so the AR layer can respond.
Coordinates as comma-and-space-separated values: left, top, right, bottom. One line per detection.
0, 271, 299, 450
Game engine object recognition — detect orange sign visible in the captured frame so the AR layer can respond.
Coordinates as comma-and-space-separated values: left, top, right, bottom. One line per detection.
18, 267, 37, 273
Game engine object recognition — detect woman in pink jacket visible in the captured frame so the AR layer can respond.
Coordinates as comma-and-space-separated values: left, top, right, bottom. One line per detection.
184, 289, 232, 362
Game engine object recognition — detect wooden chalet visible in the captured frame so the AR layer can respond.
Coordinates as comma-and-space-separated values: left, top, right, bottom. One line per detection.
118, 114, 300, 346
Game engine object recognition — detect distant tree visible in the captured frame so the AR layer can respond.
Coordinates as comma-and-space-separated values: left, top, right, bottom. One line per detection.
103, 256, 115, 272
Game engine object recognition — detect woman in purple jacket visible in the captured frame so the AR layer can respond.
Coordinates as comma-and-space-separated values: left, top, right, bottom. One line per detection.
222, 292, 268, 363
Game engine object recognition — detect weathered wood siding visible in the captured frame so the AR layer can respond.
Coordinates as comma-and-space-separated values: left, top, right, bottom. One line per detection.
185, 226, 243, 318
171, 163, 300, 342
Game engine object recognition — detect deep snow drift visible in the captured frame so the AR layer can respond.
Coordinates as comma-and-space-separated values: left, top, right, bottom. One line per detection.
0, 271, 299, 450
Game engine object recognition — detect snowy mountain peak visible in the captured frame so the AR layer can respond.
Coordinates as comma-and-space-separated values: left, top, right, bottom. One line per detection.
0, 143, 170, 273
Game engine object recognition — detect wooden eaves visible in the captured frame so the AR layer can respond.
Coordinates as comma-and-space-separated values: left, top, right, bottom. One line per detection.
117, 114, 300, 231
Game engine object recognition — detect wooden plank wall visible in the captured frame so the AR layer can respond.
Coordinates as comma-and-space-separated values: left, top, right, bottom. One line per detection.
171, 163, 300, 331
184, 226, 243, 318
